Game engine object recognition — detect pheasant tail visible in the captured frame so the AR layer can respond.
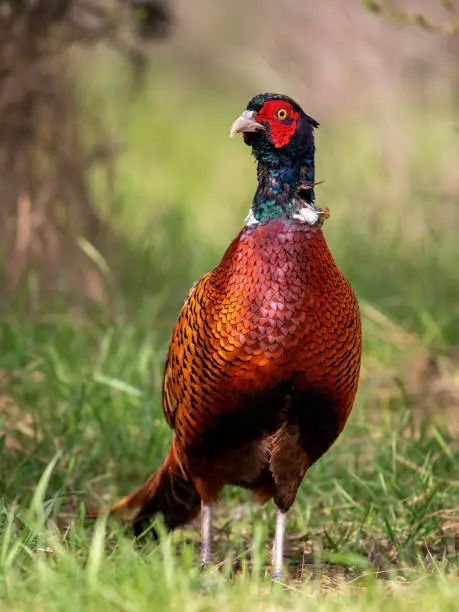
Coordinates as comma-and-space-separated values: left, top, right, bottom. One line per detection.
96, 447, 201, 536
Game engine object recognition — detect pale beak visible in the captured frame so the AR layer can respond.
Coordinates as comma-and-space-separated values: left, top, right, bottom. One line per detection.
229, 110, 265, 138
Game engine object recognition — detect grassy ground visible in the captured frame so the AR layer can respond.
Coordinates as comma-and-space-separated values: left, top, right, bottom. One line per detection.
1, 59, 459, 609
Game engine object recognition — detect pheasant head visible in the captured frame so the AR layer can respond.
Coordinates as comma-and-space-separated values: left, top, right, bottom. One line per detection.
230, 93, 323, 226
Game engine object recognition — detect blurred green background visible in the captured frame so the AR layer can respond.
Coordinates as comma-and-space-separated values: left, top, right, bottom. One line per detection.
1, 1, 459, 606
2, 0, 459, 525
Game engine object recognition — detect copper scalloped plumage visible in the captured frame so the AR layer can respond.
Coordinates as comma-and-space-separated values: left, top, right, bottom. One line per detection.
163, 217, 361, 508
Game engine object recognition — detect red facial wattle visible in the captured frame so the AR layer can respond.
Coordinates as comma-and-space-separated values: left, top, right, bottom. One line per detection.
255, 100, 300, 149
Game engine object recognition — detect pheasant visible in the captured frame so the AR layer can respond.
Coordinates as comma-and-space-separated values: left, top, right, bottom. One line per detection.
98, 93, 362, 577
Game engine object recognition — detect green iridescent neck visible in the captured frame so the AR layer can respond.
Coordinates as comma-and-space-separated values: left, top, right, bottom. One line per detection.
249, 159, 316, 225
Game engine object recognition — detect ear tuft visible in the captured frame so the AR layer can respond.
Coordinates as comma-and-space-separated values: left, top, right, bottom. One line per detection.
305, 114, 319, 129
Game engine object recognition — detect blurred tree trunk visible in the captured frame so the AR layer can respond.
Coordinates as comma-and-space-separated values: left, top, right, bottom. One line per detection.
0, 0, 172, 307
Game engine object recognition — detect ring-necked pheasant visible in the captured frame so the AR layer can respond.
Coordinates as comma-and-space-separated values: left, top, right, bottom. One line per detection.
97, 93, 362, 577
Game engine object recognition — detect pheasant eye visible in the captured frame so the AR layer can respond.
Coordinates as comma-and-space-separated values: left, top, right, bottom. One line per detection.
276, 108, 288, 120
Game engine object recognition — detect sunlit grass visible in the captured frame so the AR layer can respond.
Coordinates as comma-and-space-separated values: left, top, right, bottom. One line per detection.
2, 317, 459, 610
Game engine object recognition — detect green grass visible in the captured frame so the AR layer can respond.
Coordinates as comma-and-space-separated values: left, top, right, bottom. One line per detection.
1, 56, 459, 609
1, 319, 459, 610
2, 322, 459, 611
